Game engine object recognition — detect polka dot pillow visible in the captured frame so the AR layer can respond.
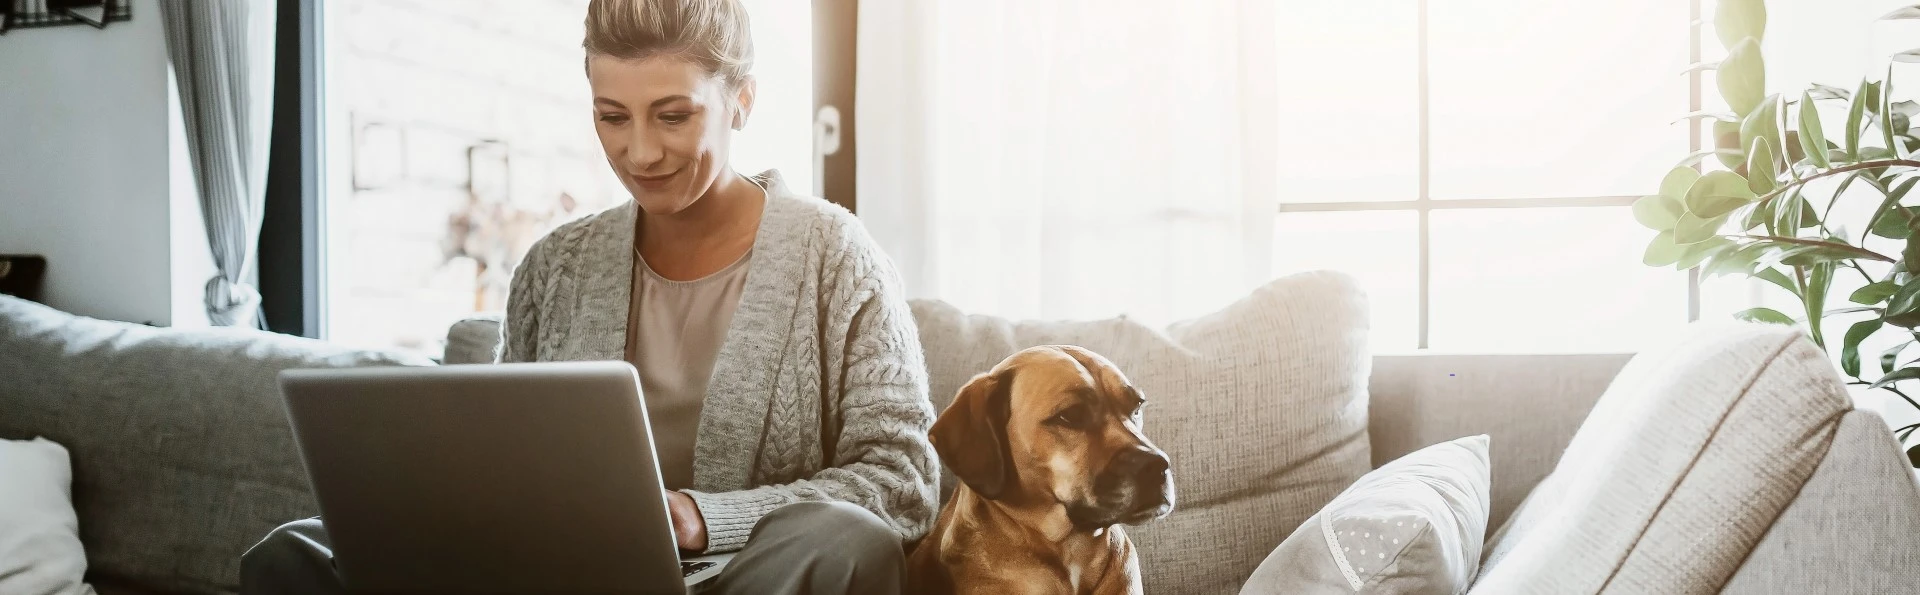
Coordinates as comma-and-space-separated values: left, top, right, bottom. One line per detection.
1241, 435, 1492, 595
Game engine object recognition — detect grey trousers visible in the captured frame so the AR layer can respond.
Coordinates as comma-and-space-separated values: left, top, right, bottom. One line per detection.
239, 501, 906, 595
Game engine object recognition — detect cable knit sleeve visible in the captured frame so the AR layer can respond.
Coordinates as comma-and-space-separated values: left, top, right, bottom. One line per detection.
683, 239, 939, 553
496, 240, 546, 364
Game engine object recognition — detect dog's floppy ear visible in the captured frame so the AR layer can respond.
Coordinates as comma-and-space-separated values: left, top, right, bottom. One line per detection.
930, 370, 1014, 500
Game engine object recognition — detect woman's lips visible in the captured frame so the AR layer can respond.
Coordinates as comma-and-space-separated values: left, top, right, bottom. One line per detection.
631, 170, 678, 191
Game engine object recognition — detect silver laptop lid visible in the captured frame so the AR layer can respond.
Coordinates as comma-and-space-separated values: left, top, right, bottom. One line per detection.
279, 361, 687, 594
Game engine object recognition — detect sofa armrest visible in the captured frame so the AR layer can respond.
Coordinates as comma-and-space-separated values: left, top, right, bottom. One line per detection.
1719, 409, 1920, 593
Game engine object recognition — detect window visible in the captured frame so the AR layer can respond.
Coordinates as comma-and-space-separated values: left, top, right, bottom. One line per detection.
1270, 0, 1700, 353
316, 0, 814, 355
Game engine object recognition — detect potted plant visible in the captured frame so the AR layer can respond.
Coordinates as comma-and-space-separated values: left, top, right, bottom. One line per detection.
1634, 0, 1920, 465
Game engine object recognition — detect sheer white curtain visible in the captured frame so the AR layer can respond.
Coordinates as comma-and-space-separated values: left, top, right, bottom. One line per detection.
857, 0, 1278, 324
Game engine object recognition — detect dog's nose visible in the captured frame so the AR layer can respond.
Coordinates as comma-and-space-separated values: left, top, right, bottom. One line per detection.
1111, 445, 1170, 481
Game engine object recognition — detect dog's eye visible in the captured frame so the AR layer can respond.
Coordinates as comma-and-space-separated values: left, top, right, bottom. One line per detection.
1048, 405, 1090, 429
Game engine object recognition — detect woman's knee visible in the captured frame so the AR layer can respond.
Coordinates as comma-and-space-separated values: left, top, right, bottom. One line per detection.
764, 501, 902, 562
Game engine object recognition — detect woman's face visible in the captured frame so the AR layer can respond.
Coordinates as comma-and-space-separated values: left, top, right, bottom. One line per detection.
588, 55, 755, 216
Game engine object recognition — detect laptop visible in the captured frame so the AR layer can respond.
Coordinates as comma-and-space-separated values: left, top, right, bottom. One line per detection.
279, 361, 733, 594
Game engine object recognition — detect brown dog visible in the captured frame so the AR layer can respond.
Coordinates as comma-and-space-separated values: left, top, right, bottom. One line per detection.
908, 345, 1176, 595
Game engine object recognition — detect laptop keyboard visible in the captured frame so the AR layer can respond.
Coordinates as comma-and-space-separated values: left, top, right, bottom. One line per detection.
682, 562, 717, 578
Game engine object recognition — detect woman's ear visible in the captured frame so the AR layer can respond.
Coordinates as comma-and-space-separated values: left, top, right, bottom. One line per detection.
928, 370, 1014, 500
731, 75, 757, 130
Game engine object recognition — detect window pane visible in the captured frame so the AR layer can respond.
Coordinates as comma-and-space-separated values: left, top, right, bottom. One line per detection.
1274, 212, 1419, 352
1274, 1, 1419, 203
1428, 0, 1688, 200
321, 0, 812, 355
1429, 207, 1687, 352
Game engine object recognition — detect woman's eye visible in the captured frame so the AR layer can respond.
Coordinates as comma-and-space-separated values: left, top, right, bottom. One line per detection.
598, 113, 629, 124
659, 113, 691, 125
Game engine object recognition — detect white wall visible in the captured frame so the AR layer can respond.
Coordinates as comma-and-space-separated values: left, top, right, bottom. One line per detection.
0, 0, 210, 327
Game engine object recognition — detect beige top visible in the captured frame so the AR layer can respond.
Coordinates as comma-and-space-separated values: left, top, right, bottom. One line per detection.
625, 247, 753, 491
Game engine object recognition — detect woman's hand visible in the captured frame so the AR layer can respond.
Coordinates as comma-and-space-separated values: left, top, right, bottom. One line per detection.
665, 490, 709, 552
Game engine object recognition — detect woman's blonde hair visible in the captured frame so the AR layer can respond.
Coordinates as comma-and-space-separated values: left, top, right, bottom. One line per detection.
583, 0, 755, 86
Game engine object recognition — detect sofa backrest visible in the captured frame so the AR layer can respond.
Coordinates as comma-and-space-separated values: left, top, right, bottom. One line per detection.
0, 296, 432, 594
1368, 353, 1629, 532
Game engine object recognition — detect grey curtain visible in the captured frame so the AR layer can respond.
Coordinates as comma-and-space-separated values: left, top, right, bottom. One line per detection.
160, 0, 276, 327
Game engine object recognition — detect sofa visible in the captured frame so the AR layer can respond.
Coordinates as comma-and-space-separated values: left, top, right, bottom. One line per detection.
4, 271, 1919, 593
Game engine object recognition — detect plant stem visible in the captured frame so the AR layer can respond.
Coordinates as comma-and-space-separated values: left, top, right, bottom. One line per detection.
1884, 385, 1920, 418
1757, 159, 1920, 206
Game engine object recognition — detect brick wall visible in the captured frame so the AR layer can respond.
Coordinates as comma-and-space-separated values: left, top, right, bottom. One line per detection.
325, 0, 622, 353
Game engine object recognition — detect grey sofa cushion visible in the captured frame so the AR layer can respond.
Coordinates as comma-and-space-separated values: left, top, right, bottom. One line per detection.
1472, 322, 1852, 593
0, 296, 432, 594
911, 271, 1373, 595
443, 313, 503, 365
1719, 409, 1920, 593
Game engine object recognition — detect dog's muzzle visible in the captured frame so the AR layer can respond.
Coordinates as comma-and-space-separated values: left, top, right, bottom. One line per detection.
1070, 445, 1176, 529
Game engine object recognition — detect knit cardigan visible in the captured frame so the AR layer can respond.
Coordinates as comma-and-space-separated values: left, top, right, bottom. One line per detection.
497, 171, 939, 553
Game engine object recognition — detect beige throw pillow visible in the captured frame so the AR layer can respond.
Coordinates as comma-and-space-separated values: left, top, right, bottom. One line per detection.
1241, 435, 1491, 595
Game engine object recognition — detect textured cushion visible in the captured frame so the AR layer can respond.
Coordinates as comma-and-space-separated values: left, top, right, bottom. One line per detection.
1718, 409, 1920, 593
443, 313, 503, 365
1243, 435, 1491, 595
0, 296, 433, 594
911, 271, 1373, 595
1470, 322, 1852, 594
0, 437, 95, 595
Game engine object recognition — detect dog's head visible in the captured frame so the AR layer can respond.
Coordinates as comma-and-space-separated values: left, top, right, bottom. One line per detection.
930, 345, 1175, 530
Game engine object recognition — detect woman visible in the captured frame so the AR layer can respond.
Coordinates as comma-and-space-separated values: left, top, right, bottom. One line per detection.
240, 0, 939, 593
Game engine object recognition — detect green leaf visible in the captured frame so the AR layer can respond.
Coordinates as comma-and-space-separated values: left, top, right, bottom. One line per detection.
1800, 91, 1832, 169
1685, 170, 1757, 218
1704, 242, 1762, 276
1884, 341, 1912, 374
1748, 235, 1897, 262
1886, 64, 1905, 158
1633, 195, 1686, 231
1734, 307, 1796, 325
1849, 78, 1872, 159
1742, 198, 1775, 231
1678, 149, 1745, 169
1676, 237, 1734, 270
1809, 263, 1834, 347
1741, 95, 1784, 169
1747, 138, 1779, 194
1810, 83, 1853, 102
1755, 267, 1802, 297
1674, 212, 1728, 244
1906, 219, 1920, 275
1783, 130, 1809, 170
1674, 109, 1738, 123
1643, 231, 1686, 267
1720, 39, 1767, 116
1854, 281, 1903, 305
1874, 206, 1915, 239
1844, 319, 1882, 377
1714, 120, 1747, 169
1869, 177, 1920, 240
1897, 49, 1920, 64
1659, 167, 1699, 198
1870, 365, 1920, 390
1886, 282, 1920, 327
1883, 6, 1920, 20
1771, 189, 1814, 235
1716, 0, 1767, 50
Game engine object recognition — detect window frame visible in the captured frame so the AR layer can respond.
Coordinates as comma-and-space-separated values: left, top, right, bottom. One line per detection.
1273, 0, 1706, 349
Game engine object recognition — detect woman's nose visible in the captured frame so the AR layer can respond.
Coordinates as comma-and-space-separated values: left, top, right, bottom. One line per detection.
627, 126, 665, 170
